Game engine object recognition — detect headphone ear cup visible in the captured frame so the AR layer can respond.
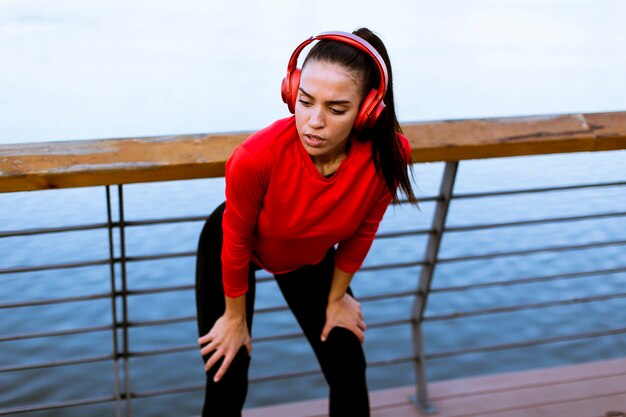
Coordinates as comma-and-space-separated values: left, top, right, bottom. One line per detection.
354, 89, 386, 131
367, 100, 386, 129
281, 76, 289, 106
281, 69, 301, 113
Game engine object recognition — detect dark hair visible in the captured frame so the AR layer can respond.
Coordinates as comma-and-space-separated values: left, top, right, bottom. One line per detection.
302, 27, 418, 205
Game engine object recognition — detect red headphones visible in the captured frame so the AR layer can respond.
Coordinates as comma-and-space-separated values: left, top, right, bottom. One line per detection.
281, 31, 389, 132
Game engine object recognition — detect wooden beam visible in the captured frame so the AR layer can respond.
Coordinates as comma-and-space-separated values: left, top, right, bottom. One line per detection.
1, 112, 625, 193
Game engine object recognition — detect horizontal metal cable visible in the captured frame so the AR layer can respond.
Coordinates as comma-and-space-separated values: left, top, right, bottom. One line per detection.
124, 215, 207, 227
2, 252, 191, 275
0, 324, 112, 343
368, 355, 415, 368
274, 318, 410, 342
126, 312, 409, 335
0, 209, 423, 239
128, 301, 365, 327
126, 278, 275, 296
126, 284, 192, 296
425, 291, 626, 322
360, 260, 426, 272
267, 318, 412, 344
359, 289, 418, 302
0, 214, 206, 239
0, 203, 422, 240
0, 222, 109, 238
3, 236, 621, 278
127, 299, 413, 333
376, 228, 432, 239
426, 326, 626, 360
93, 264, 626, 301
127, 315, 195, 327
374, 207, 626, 272
437, 238, 626, 263
125, 248, 421, 270
0, 354, 113, 373
450, 180, 626, 200
367, 318, 412, 329
255, 304, 290, 314
128, 318, 412, 359
5, 213, 621, 277
4, 180, 620, 239
1, 181, 621, 240
253, 366, 343, 385
0, 259, 110, 275
125, 251, 195, 262
0, 196, 429, 241
127, 308, 291, 329
431, 266, 626, 293
129, 344, 197, 358
254, 332, 303, 344
0, 395, 117, 416
0, 246, 411, 279
249, 354, 415, 384
394, 195, 438, 205
134, 293, 411, 326
5, 260, 621, 302
244, 291, 417, 319
0, 292, 112, 309
445, 210, 626, 234
127, 354, 416, 400
130, 383, 204, 399
127, 269, 410, 290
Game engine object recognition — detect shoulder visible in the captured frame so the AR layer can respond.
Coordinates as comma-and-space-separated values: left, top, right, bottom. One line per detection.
226, 116, 296, 178
238, 116, 296, 155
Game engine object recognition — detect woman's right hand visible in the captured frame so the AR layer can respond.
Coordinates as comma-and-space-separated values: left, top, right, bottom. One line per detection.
198, 313, 252, 383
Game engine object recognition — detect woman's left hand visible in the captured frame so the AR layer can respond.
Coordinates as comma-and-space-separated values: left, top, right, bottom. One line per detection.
321, 293, 367, 343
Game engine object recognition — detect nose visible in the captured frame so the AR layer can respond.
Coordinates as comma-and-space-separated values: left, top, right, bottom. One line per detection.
308, 106, 325, 129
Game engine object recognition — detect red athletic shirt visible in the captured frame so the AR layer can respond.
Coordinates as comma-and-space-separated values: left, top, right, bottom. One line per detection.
221, 116, 410, 297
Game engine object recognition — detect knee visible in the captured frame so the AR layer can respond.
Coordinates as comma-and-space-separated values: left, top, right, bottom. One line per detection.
203, 347, 251, 385
322, 327, 367, 379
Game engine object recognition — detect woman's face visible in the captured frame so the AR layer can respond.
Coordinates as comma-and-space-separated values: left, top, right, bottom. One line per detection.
295, 60, 363, 162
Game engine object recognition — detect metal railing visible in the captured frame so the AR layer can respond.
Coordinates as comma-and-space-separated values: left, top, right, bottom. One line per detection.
1, 111, 625, 416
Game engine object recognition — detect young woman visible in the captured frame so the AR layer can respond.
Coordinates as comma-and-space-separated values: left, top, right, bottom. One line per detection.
195, 27, 418, 417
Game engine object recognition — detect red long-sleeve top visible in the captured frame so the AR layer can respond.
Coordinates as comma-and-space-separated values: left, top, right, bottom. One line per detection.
221, 116, 410, 297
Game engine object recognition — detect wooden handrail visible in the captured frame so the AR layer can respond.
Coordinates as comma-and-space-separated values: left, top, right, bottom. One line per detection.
1, 111, 625, 193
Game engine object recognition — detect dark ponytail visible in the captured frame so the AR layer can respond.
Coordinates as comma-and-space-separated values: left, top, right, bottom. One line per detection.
303, 28, 418, 205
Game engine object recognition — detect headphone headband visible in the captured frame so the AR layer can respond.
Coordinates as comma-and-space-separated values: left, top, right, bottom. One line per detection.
281, 31, 389, 131
286, 31, 388, 96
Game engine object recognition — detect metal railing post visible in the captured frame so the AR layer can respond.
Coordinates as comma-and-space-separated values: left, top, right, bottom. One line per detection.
410, 161, 459, 414
105, 186, 123, 417
117, 185, 133, 417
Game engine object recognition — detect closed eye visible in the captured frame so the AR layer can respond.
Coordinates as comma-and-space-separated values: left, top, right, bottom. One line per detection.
329, 108, 347, 115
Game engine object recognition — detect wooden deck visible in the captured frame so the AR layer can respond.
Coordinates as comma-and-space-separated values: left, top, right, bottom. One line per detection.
245, 358, 626, 417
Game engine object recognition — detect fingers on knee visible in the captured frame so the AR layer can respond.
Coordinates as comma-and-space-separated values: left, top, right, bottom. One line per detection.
326, 326, 363, 346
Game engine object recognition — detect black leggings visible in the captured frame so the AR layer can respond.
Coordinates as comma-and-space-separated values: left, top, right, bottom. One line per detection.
195, 202, 370, 417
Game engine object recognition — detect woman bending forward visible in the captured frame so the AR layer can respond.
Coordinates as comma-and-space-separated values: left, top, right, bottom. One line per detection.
195, 27, 418, 417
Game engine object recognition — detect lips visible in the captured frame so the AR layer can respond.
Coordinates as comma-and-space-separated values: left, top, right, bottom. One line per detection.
303, 133, 325, 148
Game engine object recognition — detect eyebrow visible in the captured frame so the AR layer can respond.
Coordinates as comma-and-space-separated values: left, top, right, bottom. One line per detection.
299, 87, 353, 106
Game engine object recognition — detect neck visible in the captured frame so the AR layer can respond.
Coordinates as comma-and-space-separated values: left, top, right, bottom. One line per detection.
311, 140, 351, 176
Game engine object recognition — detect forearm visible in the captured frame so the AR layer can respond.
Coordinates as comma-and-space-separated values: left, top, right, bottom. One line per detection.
328, 266, 355, 303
